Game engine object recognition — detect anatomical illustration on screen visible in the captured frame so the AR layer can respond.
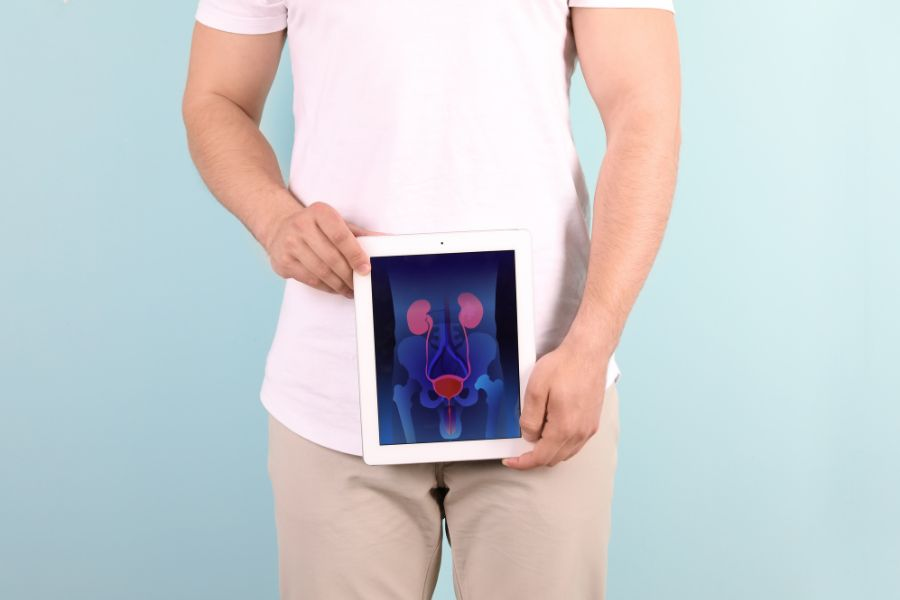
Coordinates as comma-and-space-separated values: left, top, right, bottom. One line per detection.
369, 250, 521, 445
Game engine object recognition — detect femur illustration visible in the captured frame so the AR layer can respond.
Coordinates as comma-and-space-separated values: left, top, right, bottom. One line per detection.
392, 291, 505, 442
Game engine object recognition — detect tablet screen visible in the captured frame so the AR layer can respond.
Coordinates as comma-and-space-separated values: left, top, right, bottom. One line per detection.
369, 249, 522, 445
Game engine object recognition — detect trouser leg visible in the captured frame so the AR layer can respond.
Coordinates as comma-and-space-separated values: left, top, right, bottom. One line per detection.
267, 415, 445, 599
441, 385, 621, 599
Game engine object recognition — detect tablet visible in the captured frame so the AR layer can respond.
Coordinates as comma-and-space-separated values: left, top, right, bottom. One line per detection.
352, 229, 537, 465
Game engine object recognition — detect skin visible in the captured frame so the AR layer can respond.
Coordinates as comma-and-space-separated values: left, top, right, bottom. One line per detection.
182, 8, 680, 469
182, 25, 383, 299
503, 8, 681, 469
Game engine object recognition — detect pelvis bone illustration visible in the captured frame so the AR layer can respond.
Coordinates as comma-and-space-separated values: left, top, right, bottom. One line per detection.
393, 291, 505, 442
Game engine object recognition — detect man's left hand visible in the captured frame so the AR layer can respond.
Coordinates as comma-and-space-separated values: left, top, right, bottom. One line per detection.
502, 337, 609, 469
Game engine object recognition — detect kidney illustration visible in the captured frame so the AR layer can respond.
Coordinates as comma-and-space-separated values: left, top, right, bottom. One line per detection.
393, 291, 506, 442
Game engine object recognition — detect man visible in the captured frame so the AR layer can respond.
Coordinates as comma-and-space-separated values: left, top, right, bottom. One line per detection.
182, 1, 680, 598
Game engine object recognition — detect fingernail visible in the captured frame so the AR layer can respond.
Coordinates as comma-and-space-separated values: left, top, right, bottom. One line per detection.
502, 459, 512, 467
359, 263, 371, 275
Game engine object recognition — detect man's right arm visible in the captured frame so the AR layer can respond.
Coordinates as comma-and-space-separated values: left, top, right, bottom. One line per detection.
182, 23, 373, 298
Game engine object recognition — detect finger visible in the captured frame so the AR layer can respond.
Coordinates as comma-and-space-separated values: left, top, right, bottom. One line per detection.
291, 238, 353, 297
519, 373, 550, 443
546, 435, 580, 467
304, 224, 355, 291
547, 413, 600, 466
317, 214, 372, 275
347, 221, 389, 237
279, 256, 342, 295
501, 436, 564, 470
559, 436, 591, 464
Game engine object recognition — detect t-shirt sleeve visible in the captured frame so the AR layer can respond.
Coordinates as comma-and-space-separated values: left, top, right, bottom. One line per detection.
195, 0, 288, 34
568, 0, 675, 13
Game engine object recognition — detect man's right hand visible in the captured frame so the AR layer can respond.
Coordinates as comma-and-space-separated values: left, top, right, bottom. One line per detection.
263, 201, 385, 299
183, 24, 386, 300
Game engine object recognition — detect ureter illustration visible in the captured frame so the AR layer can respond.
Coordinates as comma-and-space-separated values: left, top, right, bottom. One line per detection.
374, 250, 519, 445
394, 291, 505, 442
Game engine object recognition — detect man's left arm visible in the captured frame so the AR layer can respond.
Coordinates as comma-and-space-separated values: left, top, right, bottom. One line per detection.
503, 8, 681, 469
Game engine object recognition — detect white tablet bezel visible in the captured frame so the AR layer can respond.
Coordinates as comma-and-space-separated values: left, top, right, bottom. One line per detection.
352, 229, 536, 465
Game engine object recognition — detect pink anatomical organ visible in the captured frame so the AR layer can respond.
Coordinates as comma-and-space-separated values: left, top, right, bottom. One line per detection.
394, 290, 505, 441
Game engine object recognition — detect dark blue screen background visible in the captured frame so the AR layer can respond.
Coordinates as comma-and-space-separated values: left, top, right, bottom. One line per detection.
370, 250, 521, 445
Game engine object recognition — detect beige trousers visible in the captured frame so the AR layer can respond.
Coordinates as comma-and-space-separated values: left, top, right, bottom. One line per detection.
267, 385, 620, 600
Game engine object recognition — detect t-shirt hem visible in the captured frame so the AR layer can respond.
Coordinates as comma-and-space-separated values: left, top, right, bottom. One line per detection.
261, 386, 365, 456
261, 355, 622, 458
568, 0, 675, 13
195, 5, 287, 35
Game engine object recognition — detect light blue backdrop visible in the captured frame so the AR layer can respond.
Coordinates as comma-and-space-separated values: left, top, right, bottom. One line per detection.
2, 2, 897, 598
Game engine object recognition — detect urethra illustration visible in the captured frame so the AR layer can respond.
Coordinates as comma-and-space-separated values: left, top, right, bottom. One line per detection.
395, 291, 505, 441
372, 250, 520, 445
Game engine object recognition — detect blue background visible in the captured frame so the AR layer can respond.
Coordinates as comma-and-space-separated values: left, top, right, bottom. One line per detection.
2, 1, 898, 598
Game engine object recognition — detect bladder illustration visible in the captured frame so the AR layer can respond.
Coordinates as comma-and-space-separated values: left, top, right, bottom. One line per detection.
392, 291, 505, 442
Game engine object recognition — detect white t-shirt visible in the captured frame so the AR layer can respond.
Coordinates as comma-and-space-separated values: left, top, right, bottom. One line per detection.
195, 0, 675, 455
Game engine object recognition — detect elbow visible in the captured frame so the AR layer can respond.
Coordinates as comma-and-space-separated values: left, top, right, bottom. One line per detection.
672, 119, 682, 172
181, 89, 201, 132
181, 88, 211, 163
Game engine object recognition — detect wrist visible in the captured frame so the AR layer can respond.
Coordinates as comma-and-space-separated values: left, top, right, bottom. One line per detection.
251, 188, 304, 251
562, 314, 620, 362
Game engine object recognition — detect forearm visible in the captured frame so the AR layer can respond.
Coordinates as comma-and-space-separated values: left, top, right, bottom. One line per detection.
183, 93, 301, 249
564, 108, 680, 359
